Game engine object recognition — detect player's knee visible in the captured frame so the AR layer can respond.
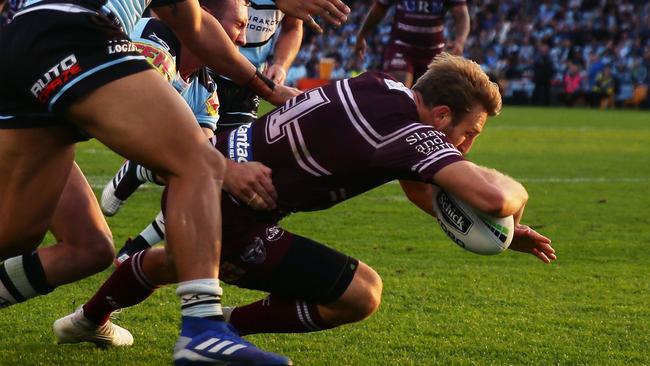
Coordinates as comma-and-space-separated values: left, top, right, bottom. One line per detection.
340, 263, 383, 322
77, 229, 115, 271
354, 265, 383, 319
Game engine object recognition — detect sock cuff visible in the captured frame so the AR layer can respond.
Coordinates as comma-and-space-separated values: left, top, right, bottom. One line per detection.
130, 251, 158, 290
23, 251, 54, 294
176, 279, 222, 297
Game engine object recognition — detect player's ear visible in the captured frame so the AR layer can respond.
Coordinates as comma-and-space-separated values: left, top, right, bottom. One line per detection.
431, 105, 453, 130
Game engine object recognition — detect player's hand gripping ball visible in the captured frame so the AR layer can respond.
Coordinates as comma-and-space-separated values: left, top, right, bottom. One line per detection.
432, 190, 514, 255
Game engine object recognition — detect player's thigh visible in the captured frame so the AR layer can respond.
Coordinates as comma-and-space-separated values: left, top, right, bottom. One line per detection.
49, 162, 112, 247
67, 69, 222, 178
221, 225, 359, 304
0, 127, 75, 257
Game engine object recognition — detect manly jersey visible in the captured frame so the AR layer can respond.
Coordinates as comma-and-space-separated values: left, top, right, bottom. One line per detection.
21, 0, 182, 34
242, 0, 285, 69
214, 71, 464, 215
132, 18, 219, 131
377, 0, 466, 51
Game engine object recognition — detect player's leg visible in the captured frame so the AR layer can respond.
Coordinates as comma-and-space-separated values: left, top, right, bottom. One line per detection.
383, 44, 415, 87
44, 162, 115, 285
0, 128, 76, 307
219, 228, 383, 335
0, 162, 114, 308
100, 160, 161, 216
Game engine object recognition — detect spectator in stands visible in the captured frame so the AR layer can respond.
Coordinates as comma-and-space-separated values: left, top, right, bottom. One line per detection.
532, 43, 554, 106
593, 65, 616, 109
562, 63, 583, 107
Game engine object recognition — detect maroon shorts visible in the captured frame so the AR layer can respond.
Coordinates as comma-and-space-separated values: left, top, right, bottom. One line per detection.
382, 43, 440, 82
219, 196, 359, 304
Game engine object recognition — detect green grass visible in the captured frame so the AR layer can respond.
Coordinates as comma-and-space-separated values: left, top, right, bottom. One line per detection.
1, 106, 650, 365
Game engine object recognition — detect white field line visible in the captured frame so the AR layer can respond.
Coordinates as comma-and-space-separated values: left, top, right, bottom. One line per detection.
85, 175, 650, 191
387, 177, 650, 185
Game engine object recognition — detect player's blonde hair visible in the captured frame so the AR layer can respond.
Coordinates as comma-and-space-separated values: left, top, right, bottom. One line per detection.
413, 53, 502, 121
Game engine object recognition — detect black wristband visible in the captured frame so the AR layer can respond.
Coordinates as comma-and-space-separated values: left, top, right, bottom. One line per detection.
246, 70, 275, 100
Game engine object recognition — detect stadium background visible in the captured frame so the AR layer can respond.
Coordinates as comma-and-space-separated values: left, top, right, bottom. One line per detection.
285, 0, 650, 109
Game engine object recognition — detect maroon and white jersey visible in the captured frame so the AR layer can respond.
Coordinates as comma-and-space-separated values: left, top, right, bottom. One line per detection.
214, 71, 464, 216
377, 0, 466, 51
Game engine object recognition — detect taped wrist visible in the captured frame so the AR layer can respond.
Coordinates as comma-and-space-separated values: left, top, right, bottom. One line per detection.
246, 70, 275, 100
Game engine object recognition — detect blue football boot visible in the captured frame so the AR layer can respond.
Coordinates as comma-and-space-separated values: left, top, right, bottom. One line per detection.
173, 316, 292, 365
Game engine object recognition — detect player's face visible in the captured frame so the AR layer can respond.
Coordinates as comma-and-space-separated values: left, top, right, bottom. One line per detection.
435, 104, 487, 155
219, 2, 248, 46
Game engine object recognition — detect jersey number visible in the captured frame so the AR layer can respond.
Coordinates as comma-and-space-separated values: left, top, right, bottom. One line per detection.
264, 88, 332, 176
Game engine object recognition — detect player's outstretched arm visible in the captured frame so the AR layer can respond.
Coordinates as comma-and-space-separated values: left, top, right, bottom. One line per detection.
275, 0, 350, 33
399, 180, 435, 216
156, 2, 298, 104
355, 2, 389, 60
433, 161, 528, 218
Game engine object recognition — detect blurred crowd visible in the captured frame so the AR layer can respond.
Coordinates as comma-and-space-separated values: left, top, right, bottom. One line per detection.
285, 0, 650, 108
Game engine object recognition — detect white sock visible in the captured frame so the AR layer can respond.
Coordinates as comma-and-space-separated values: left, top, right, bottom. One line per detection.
176, 279, 223, 318
140, 211, 166, 245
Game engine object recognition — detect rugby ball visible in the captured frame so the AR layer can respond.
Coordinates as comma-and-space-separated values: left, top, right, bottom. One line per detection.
432, 189, 514, 255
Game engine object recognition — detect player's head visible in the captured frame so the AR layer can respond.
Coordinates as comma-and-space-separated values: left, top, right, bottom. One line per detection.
413, 53, 502, 154
200, 0, 249, 46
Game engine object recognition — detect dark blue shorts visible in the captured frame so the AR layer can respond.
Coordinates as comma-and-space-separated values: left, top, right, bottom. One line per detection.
0, 4, 150, 129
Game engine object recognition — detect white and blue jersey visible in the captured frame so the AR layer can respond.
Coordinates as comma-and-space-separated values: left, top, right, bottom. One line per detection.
241, 0, 285, 70
132, 18, 220, 131
20, 0, 180, 34
211, 0, 284, 128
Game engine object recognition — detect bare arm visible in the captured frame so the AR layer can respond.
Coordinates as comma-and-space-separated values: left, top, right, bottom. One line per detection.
399, 180, 435, 216
354, 2, 389, 59
265, 16, 303, 85
156, 2, 299, 105
433, 161, 528, 218
448, 4, 470, 55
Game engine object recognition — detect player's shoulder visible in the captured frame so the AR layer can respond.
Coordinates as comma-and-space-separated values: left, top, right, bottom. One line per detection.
130, 18, 181, 57
348, 71, 415, 100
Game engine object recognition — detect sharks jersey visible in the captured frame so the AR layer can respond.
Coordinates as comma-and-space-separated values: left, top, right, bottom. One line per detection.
20, 0, 181, 34
241, 0, 285, 69
132, 18, 219, 131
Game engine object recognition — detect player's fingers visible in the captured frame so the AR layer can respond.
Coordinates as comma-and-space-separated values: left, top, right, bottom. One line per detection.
304, 14, 323, 33
532, 248, 551, 263
315, 0, 350, 22
320, 10, 343, 27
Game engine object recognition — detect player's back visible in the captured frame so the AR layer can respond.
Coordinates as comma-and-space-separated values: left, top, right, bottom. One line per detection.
214, 71, 463, 214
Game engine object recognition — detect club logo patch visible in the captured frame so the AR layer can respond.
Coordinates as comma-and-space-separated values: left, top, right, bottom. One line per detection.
240, 237, 267, 264
436, 191, 473, 234
265, 226, 284, 241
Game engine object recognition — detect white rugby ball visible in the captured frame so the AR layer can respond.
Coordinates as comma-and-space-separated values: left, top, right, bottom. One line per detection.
432, 189, 514, 255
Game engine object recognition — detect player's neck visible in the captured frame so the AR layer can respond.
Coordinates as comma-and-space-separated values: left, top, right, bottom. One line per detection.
413, 91, 435, 128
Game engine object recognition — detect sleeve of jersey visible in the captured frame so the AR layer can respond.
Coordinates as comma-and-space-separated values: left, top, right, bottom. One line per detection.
375, 125, 465, 182
181, 78, 220, 132
376, 0, 394, 7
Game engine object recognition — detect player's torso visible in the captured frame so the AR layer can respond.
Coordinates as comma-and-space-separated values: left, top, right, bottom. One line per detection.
215, 72, 460, 214
384, 0, 461, 51
241, 1, 285, 69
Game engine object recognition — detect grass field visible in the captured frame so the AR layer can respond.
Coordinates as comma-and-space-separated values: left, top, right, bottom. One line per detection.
1, 106, 649, 365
